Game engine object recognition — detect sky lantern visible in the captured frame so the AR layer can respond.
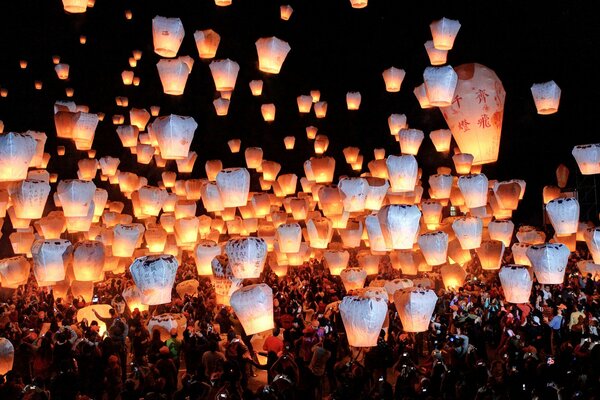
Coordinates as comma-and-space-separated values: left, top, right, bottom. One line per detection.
245, 147, 264, 169
388, 113, 407, 136
261, 103, 276, 121
283, 136, 296, 150
452, 216, 483, 249
116, 125, 139, 148
314, 101, 328, 118
421, 200, 443, 229
280, 5, 294, 20
429, 17, 461, 50
230, 284, 274, 335
55, 63, 70, 80
200, 183, 224, 212
249, 80, 263, 96
72, 240, 105, 281
112, 223, 145, 257
130, 255, 178, 305
429, 129, 452, 152
357, 251, 381, 275
476, 240, 505, 270
493, 181, 521, 210
31, 239, 71, 283
424, 40, 448, 65
340, 267, 367, 291
458, 173, 488, 208
147, 314, 187, 341
339, 293, 387, 347
418, 231, 449, 266
205, 160, 223, 181
531, 81, 561, 115
72, 112, 99, 150
0, 338, 14, 376
346, 92, 362, 110
572, 144, 600, 175
349, 0, 368, 9
56, 179, 96, 217
452, 153, 474, 174
423, 65, 458, 107
305, 157, 335, 184
584, 228, 600, 264
0, 256, 30, 287
546, 197, 579, 236
151, 114, 197, 159
255, 37, 291, 74
226, 237, 268, 279
215, 0, 232, 6
556, 164, 569, 188
382, 67, 406, 92
324, 249, 350, 275
428, 173, 453, 200
276, 223, 302, 253
213, 98, 230, 116
145, 226, 168, 253
386, 155, 418, 192
306, 217, 333, 248
216, 168, 250, 207
157, 56, 193, 95
527, 243, 570, 284
499, 265, 533, 304
11, 179, 50, 219
488, 219, 514, 247
0, 132, 37, 182
194, 29, 220, 59
152, 16, 185, 58
209, 59, 240, 91
440, 64, 505, 165
440, 263, 467, 290
378, 204, 421, 250
338, 177, 368, 212
394, 287, 437, 332
399, 129, 425, 155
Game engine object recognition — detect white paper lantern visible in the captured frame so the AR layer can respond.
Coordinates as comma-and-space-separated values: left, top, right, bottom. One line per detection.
499, 265, 533, 304
156, 56, 193, 95
429, 129, 452, 153
572, 144, 600, 175
324, 249, 350, 275
230, 284, 274, 335
378, 204, 421, 250
546, 197, 579, 236
151, 115, 197, 160
382, 67, 406, 92
147, 313, 187, 341
152, 16, 185, 57
225, 237, 267, 279
0, 132, 37, 182
398, 129, 425, 155
531, 81, 561, 115
429, 17, 461, 50
0, 338, 14, 375
194, 240, 221, 276
488, 219, 514, 247
418, 231, 449, 266
122, 285, 149, 312
339, 294, 388, 347
31, 239, 71, 283
458, 174, 488, 208
112, 223, 145, 257
177, 279, 199, 298
194, 29, 220, 59
72, 240, 105, 281
56, 179, 96, 217
476, 240, 505, 270
209, 59, 240, 92
394, 287, 438, 333
452, 216, 483, 249
584, 228, 600, 264
276, 223, 302, 253
424, 40, 448, 65
440, 263, 467, 290
340, 268, 367, 292
0, 256, 30, 287
423, 65, 458, 107
527, 243, 570, 285
386, 155, 418, 192
62, 0, 87, 13
255, 37, 291, 74
383, 279, 413, 302
338, 177, 367, 212
216, 168, 250, 208
130, 255, 178, 305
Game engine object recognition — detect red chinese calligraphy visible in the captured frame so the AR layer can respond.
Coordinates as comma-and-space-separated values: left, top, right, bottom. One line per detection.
475, 89, 489, 104
458, 119, 470, 132
477, 114, 491, 129
452, 94, 463, 108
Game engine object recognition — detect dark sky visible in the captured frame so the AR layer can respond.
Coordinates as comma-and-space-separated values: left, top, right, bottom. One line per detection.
0, 0, 599, 227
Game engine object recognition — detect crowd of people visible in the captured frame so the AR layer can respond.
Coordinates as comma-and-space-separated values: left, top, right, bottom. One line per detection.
1, 244, 600, 400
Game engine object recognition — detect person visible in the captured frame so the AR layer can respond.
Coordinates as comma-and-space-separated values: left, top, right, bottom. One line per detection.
308, 338, 331, 400
262, 327, 284, 372
201, 339, 226, 380
166, 328, 182, 370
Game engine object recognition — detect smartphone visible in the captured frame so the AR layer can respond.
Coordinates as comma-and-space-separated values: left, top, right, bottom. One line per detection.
92, 295, 99, 304
547, 356, 554, 365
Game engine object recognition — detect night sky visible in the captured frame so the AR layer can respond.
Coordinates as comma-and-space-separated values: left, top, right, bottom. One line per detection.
0, 0, 599, 229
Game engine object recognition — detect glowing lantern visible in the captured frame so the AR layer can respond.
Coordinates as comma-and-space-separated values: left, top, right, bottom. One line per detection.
475, 240, 505, 270
555, 164, 569, 189
230, 284, 274, 335
244, 147, 263, 169
543, 186, 561, 204
306, 126, 318, 139
194, 29, 220, 59
305, 157, 335, 184
584, 228, 600, 264
152, 114, 197, 159
280, 5, 293, 20
378, 204, 421, 250
213, 98, 230, 116
429, 129, 452, 153
452, 153, 473, 175
72, 240, 105, 281
216, 168, 250, 208
130, 255, 178, 305
209, 59, 240, 91
339, 219, 363, 248
10, 231, 35, 256
57, 179, 96, 217
276, 223, 302, 253
145, 226, 167, 253
261, 104, 276, 122
394, 287, 437, 332
116, 125, 139, 148
306, 217, 333, 248
226, 237, 267, 279
324, 250, 350, 275
356, 251, 380, 275
386, 155, 418, 192
440, 64, 505, 165
283, 136, 295, 150
493, 181, 521, 210
527, 243, 570, 284
0, 132, 37, 182
440, 263, 466, 290
452, 216, 483, 249
157, 57, 193, 95
422, 200, 443, 229
339, 293, 387, 347
488, 219, 514, 247
147, 314, 187, 341
340, 268, 367, 291
418, 231, 448, 266
255, 37, 291, 74
388, 114, 407, 136
458, 174, 488, 208
11, 179, 50, 219
346, 92, 361, 110
424, 40, 448, 65
517, 226, 546, 245
112, 223, 144, 257
152, 16, 184, 57
174, 217, 199, 246
499, 265, 533, 304
349, 0, 368, 8
177, 279, 199, 299
572, 144, 600, 175
314, 101, 328, 118
546, 197, 579, 236
205, 160, 223, 182
31, 239, 71, 282
430, 17, 461, 50
249, 80, 263, 96
429, 174, 453, 200
62, 0, 87, 13
382, 67, 406, 92
314, 135, 329, 154
0, 256, 30, 287
398, 130, 425, 157
338, 177, 367, 212
423, 66, 457, 107
531, 81, 560, 115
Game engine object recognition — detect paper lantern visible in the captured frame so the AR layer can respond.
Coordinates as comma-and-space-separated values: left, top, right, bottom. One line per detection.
383, 279, 413, 302
429, 129, 452, 153
339, 294, 387, 347
430, 17, 461, 50
306, 217, 333, 249
145, 226, 167, 253
116, 125, 139, 148
193, 240, 221, 275
584, 228, 600, 264
338, 177, 367, 212
216, 168, 250, 208
76, 306, 114, 338
261, 104, 276, 122
255, 37, 291, 74
386, 155, 418, 192
543, 186, 561, 204
176, 279, 199, 299
31, 239, 71, 283
572, 144, 600, 175
276, 223, 302, 253
458, 174, 488, 208
324, 249, 350, 275
211, 255, 243, 306
418, 231, 449, 266
230, 284, 274, 335
531, 81, 561, 115
174, 217, 199, 246
339, 219, 363, 248
244, 147, 264, 170
11, 179, 50, 219
546, 197, 579, 236
72, 240, 105, 281
527, 243, 570, 284
424, 40, 448, 65
112, 223, 145, 257
62, 0, 87, 13
349, 0, 368, 8
194, 29, 220, 59
249, 80, 263, 96
440, 64, 505, 165
280, 4, 293, 20
554, 164, 569, 189
56, 179, 96, 217
147, 313, 187, 341
225, 237, 267, 279
346, 92, 361, 110
340, 268, 367, 292
493, 181, 521, 211
382, 67, 406, 92
306, 126, 318, 140
394, 287, 437, 332
152, 16, 184, 58
357, 252, 381, 275
157, 57, 193, 95
209, 59, 240, 91
488, 219, 514, 247
452, 216, 483, 249
428, 174, 453, 200
122, 285, 149, 312
398, 129, 425, 155
213, 98, 230, 116
10, 231, 35, 256
282, 136, 296, 150
304, 157, 335, 184
151, 115, 197, 160
440, 263, 466, 290
452, 153, 474, 175
314, 101, 328, 118
475, 240, 505, 270
378, 204, 421, 250
0, 256, 30, 287
0, 132, 37, 182
423, 66, 458, 107
0, 338, 13, 376
388, 113, 407, 136
130, 255, 178, 305
516, 226, 546, 245
499, 265, 533, 304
